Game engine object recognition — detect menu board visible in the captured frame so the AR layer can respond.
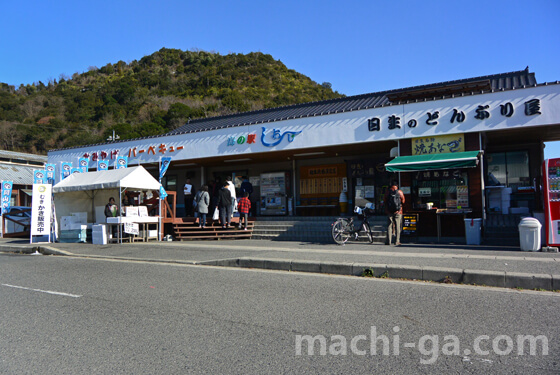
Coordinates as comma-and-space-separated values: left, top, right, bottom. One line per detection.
402, 214, 418, 235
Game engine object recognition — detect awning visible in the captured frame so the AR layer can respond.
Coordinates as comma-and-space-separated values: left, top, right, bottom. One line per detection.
385, 151, 482, 172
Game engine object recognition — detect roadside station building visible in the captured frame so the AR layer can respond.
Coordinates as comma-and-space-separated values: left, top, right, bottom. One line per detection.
48, 68, 560, 242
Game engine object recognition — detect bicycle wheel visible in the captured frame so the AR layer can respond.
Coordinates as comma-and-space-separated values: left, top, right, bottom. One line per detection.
332, 218, 351, 245
362, 222, 374, 243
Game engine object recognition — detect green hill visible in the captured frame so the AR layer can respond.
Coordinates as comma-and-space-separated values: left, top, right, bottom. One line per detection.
0, 48, 343, 154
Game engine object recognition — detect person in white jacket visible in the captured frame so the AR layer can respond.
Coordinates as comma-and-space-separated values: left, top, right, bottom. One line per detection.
226, 176, 237, 218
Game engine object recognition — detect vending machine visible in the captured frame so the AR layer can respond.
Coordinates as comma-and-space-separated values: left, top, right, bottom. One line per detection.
260, 172, 287, 216
543, 158, 560, 246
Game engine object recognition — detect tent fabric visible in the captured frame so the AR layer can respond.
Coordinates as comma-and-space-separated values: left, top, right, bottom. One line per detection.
385, 151, 481, 172
53, 166, 161, 193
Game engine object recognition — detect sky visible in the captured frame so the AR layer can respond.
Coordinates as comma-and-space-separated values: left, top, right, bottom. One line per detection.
1, 0, 559, 157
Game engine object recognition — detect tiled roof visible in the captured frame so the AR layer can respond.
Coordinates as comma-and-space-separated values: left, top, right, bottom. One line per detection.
167, 67, 538, 135
0, 162, 37, 185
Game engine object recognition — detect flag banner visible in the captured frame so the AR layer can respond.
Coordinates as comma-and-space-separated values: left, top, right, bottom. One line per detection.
34, 170, 46, 184
61, 162, 72, 180
45, 164, 56, 184
78, 157, 90, 172
70, 168, 83, 175
115, 156, 128, 169
31, 184, 53, 236
1, 181, 13, 214
97, 160, 109, 171
160, 157, 172, 180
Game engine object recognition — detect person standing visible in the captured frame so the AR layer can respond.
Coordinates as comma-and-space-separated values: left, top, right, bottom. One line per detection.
225, 176, 236, 219
385, 181, 405, 246
237, 192, 251, 230
104, 197, 118, 218
240, 176, 254, 215
217, 181, 233, 228
195, 185, 210, 228
183, 178, 195, 217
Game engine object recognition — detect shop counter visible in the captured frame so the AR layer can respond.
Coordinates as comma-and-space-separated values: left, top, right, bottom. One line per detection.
106, 216, 159, 243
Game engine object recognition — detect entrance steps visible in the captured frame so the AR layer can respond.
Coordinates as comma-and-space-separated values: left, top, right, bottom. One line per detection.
483, 214, 523, 246
252, 216, 388, 243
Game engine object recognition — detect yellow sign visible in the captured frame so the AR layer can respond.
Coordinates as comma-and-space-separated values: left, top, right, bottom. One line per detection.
412, 134, 464, 155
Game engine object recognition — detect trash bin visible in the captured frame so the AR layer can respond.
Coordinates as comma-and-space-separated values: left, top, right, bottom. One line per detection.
518, 217, 542, 251
464, 218, 482, 245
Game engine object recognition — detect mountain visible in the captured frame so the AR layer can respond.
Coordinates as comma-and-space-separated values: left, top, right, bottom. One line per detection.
0, 48, 343, 154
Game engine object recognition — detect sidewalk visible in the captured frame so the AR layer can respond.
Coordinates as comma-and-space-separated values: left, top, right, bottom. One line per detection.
1, 238, 559, 291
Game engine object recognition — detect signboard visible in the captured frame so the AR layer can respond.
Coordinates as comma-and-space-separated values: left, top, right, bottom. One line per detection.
402, 214, 418, 235
123, 222, 139, 235
412, 134, 465, 155
31, 184, 52, 236
418, 187, 432, 197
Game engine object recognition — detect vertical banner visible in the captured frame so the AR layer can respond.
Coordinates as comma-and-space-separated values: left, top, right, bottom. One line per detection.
160, 156, 172, 180
115, 156, 128, 169
61, 162, 72, 180
45, 164, 56, 184
97, 160, 109, 171
70, 168, 83, 175
34, 170, 46, 184
78, 157, 89, 172
1, 181, 13, 213
30, 184, 53, 236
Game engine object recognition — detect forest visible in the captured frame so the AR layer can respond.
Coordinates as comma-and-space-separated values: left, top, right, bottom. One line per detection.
0, 48, 343, 154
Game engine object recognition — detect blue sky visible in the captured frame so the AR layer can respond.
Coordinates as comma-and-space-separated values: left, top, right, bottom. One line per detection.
1, 0, 559, 157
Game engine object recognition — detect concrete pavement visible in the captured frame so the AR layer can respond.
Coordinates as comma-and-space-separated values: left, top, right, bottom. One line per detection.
1, 237, 559, 291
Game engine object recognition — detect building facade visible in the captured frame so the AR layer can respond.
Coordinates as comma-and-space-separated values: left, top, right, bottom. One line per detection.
48, 68, 560, 240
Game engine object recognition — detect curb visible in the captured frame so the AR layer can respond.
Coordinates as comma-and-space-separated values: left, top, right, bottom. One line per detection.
1, 245, 558, 291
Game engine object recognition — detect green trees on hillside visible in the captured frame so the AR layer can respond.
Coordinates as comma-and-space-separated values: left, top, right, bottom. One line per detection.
0, 48, 343, 154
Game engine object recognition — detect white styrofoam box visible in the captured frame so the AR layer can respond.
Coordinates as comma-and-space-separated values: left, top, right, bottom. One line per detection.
93, 224, 107, 233
72, 212, 88, 223
92, 233, 107, 245
69, 223, 92, 230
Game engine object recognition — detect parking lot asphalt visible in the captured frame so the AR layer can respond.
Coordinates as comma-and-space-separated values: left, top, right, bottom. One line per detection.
1, 237, 559, 291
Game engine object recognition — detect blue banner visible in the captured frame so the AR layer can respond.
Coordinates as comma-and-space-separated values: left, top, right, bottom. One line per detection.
160, 157, 172, 180
70, 168, 83, 175
115, 156, 128, 169
159, 186, 168, 199
97, 160, 109, 171
78, 157, 89, 171
34, 170, 46, 184
45, 164, 56, 184
61, 162, 72, 180
1, 181, 13, 214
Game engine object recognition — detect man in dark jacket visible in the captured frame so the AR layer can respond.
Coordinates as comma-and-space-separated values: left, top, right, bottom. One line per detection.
217, 181, 233, 228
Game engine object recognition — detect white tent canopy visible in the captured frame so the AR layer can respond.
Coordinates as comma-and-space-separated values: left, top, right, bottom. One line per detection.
52, 166, 162, 229
53, 166, 161, 193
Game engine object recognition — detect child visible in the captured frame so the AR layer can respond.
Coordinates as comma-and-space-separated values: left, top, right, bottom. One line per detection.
237, 192, 251, 230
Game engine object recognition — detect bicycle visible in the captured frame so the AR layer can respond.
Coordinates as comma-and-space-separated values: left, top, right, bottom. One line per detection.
331, 206, 375, 245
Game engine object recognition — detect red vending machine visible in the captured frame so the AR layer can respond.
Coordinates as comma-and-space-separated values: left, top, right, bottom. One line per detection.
543, 158, 560, 246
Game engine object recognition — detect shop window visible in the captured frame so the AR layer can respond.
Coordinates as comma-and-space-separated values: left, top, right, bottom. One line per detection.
411, 170, 469, 209
487, 151, 530, 188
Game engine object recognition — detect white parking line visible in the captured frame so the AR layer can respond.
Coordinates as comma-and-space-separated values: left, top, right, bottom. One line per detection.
1, 283, 82, 298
